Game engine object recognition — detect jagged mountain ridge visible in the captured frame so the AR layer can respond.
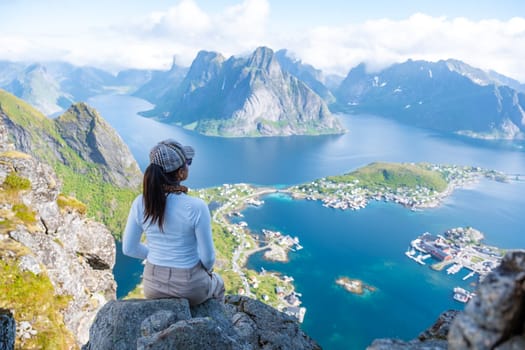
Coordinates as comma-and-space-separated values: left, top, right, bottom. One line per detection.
0, 90, 141, 188
3, 53, 525, 140
145, 46, 345, 137
0, 89, 141, 236
336, 59, 525, 140
275, 49, 336, 104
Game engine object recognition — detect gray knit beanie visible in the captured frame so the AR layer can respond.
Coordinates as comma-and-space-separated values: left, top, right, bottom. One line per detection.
149, 139, 195, 172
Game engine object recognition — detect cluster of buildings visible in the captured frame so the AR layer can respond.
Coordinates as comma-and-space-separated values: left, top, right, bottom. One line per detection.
408, 227, 504, 302
290, 164, 508, 212
293, 177, 441, 211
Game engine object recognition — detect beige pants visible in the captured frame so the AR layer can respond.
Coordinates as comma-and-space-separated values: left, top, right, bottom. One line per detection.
143, 261, 225, 306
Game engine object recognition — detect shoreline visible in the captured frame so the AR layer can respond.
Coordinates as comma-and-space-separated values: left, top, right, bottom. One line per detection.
201, 163, 509, 321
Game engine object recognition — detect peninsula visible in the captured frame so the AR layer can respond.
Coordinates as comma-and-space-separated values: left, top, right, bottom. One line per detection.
287, 162, 507, 211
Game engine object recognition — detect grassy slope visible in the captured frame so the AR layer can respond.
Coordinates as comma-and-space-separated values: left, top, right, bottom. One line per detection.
0, 89, 139, 238
327, 162, 448, 192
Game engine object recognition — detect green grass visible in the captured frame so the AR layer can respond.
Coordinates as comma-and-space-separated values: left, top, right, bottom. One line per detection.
212, 222, 238, 262
56, 194, 87, 215
0, 241, 77, 349
3, 172, 31, 191
328, 162, 448, 192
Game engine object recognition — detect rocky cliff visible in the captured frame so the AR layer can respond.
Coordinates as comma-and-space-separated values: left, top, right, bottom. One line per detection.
83, 296, 320, 350
0, 89, 141, 236
0, 123, 116, 348
368, 250, 525, 349
147, 47, 345, 137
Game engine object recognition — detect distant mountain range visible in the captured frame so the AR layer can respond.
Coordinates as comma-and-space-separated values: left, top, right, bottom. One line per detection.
1, 50, 524, 140
336, 59, 525, 140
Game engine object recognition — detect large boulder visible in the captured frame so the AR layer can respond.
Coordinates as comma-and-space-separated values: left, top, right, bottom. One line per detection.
448, 250, 525, 350
83, 296, 321, 350
367, 250, 525, 350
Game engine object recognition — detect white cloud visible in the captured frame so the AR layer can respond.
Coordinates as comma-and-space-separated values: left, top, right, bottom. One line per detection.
1, 2, 525, 83
123, 0, 271, 68
287, 13, 525, 82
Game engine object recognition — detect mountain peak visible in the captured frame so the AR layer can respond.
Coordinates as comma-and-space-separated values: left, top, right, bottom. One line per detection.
248, 46, 276, 70
54, 102, 142, 188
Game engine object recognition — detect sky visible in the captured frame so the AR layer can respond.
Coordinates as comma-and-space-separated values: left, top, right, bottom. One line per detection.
1, 0, 524, 81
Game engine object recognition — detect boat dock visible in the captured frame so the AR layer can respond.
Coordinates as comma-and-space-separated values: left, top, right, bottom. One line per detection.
405, 249, 431, 265
462, 271, 476, 280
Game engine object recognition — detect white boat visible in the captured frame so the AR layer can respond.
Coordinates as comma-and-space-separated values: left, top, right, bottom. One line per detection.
453, 287, 475, 303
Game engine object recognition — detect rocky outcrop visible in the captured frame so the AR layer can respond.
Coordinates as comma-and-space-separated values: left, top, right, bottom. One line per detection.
0, 308, 15, 350
55, 102, 142, 188
0, 122, 117, 346
368, 310, 458, 349
368, 250, 525, 350
83, 295, 321, 350
448, 250, 525, 349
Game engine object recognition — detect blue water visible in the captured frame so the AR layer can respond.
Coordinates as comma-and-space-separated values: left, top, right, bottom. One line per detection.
88, 94, 525, 349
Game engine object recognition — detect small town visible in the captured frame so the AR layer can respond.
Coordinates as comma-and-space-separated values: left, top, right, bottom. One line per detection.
406, 227, 504, 303
287, 164, 508, 211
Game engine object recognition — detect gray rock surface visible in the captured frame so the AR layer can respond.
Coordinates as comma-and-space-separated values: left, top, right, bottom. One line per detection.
367, 310, 458, 350
0, 132, 117, 346
83, 296, 321, 350
0, 308, 15, 350
368, 250, 525, 350
448, 250, 525, 350
154, 47, 345, 137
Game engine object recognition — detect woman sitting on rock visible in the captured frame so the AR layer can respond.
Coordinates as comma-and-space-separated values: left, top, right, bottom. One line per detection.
123, 139, 224, 306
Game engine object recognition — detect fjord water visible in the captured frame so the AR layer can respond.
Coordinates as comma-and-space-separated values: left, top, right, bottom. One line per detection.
90, 95, 525, 349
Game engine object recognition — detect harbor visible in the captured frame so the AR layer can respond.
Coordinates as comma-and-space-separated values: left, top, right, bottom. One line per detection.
405, 227, 504, 303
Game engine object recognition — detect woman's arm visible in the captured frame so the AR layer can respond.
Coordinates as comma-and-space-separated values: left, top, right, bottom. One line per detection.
195, 201, 215, 271
122, 198, 148, 259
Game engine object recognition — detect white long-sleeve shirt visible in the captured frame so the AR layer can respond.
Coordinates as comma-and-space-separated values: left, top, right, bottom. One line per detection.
122, 193, 216, 271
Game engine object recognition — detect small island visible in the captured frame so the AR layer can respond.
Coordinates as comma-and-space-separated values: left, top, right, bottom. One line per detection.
336, 277, 377, 295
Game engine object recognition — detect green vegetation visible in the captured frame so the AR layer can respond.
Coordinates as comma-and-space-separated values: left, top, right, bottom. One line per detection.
328, 162, 448, 192
0, 241, 77, 349
0, 171, 38, 231
54, 163, 138, 239
57, 194, 87, 215
3, 172, 31, 191
212, 222, 238, 262
12, 203, 37, 224
0, 91, 140, 237
220, 269, 245, 295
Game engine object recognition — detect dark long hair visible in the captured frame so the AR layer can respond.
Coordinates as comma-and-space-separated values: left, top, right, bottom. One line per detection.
142, 164, 182, 231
